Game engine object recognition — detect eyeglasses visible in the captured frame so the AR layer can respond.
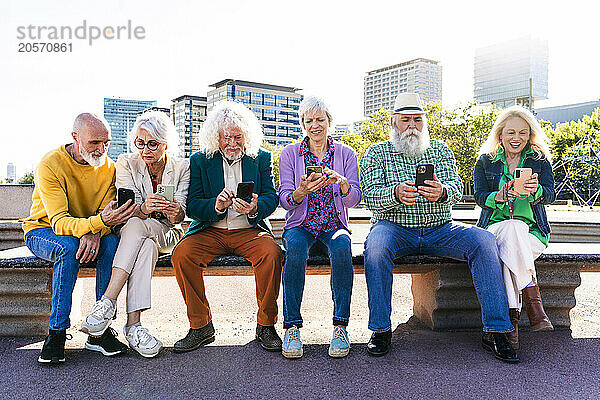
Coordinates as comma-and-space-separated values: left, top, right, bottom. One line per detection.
134, 138, 161, 151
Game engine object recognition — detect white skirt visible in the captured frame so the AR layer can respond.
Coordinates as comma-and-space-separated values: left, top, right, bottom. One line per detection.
487, 219, 546, 309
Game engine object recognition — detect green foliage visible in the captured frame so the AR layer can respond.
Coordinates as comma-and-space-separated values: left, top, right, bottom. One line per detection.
18, 171, 35, 184
547, 107, 600, 162
426, 102, 499, 185
262, 141, 284, 191
339, 108, 390, 161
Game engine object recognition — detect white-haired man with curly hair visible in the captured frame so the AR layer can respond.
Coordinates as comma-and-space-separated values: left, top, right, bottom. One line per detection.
171, 100, 283, 353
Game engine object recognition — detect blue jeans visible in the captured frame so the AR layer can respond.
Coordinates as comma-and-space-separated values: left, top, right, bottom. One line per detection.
25, 227, 119, 330
364, 220, 513, 333
282, 227, 353, 328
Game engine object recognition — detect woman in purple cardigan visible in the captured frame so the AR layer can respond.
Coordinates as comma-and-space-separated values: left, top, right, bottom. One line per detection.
278, 96, 362, 359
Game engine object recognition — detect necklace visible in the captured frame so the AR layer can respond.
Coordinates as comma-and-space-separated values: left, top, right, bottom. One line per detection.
69, 144, 74, 159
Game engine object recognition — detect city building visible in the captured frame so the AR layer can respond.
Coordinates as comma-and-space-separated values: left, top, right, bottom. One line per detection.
353, 120, 367, 134
171, 95, 207, 158
144, 106, 171, 117
536, 100, 600, 126
207, 79, 303, 146
104, 97, 156, 160
474, 36, 548, 109
364, 58, 442, 117
6, 163, 16, 182
332, 124, 351, 139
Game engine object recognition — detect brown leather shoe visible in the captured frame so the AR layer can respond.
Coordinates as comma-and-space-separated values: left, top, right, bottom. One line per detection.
523, 285, 554, 331
507, 309, 520, 350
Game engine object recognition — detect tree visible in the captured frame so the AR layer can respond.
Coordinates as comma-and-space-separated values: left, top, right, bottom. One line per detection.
262, 141, 285, 191
426, 102, 499, 187
18, 171, 34, 184
547, 107, 600, 163
339, 108, 390, 161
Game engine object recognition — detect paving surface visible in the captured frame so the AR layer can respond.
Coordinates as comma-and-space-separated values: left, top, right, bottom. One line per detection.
1, 273, 600, 400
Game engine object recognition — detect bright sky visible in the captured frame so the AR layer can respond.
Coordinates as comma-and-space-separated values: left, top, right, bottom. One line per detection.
2, 0, 599, 178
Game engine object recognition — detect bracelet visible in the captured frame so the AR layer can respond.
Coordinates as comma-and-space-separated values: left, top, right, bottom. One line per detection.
140, 203, 150, 216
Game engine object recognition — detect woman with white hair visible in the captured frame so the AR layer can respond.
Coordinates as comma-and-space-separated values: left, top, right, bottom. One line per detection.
474, 105, 555, 351
278, 96, 361, 359
81, 110, 190, 358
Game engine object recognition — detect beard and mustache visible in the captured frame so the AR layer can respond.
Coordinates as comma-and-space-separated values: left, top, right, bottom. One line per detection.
77, 139, 107, 167
390, 124, 431, 158
222, 145, 244, 162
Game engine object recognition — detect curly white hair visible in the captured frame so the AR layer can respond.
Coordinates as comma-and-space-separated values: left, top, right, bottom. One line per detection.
199, 100, 264, 158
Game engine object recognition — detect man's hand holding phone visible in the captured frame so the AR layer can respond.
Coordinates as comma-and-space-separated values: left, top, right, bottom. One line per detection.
232, 193, 258, 215
418, 173, 445, 202
100, 199, 137, 226
215, 188, 235, 213
394, 181, 419, 206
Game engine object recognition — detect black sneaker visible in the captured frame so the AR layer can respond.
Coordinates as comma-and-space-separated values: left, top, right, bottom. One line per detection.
38, 329, 72, 364
256, 324, 282, 352
85, 327, 128, 356
173, 321, 216, 354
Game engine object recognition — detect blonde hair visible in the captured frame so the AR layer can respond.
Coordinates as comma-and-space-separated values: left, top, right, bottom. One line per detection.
479, 105, 552, 162
199, 100, 263, 158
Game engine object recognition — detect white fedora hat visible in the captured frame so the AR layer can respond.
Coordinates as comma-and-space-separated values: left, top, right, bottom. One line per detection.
392, 93, 427, 115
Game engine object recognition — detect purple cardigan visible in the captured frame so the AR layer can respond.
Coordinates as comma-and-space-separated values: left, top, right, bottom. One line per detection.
278, 140, 362, 231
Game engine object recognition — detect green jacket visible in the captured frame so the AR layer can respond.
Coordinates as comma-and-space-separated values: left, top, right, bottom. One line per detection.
185, 149, 277, 238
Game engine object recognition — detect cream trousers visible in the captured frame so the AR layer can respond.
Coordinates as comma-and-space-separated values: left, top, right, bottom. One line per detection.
487, 219, 546, 310
112, 217, 182, 313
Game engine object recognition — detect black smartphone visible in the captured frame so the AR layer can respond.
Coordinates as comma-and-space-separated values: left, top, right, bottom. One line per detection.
236, 181, 254, 203
415, 164, 434, 188
306, 165, 323, 181
117, 188, 135, 207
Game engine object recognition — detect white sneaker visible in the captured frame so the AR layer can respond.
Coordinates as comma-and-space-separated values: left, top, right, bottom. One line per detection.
125, 325, 163, 358
80, 298, 116, 336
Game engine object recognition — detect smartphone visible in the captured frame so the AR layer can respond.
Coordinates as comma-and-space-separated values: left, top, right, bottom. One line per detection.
306, 165, 323, 181
157, 184, 175, 202
415, 164, 434, 188
236, 181, 254, 203
514, 168, 532, 195
117, 188, 135, 208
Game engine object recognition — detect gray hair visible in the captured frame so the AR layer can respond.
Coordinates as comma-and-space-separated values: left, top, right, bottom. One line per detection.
73, 113, 111, 135
199, 100, 263, 158
479, 105, 552, 162
128, 110, 178, 155
298, 96, 333, 130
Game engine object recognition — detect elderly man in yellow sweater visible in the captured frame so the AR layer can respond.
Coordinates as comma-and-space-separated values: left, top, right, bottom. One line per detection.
22, 113, 137, 365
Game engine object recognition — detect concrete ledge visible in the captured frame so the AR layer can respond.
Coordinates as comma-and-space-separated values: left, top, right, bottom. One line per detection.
2, 248, 599, 336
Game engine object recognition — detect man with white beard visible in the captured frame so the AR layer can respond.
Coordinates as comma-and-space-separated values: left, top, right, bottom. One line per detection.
359, 93, 518, 363
23, 113, 138, 364
171, 101, 283, 354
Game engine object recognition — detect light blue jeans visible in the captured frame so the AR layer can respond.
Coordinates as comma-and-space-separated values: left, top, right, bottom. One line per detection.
25, 227, 118, 330
282, 227, 353, 328
364, 220, 513, 333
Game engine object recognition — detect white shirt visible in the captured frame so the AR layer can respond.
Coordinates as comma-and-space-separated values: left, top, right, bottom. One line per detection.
212, 156, 253, 230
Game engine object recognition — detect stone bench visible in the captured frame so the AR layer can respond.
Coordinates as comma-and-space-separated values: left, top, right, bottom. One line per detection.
2, 246, 599, 337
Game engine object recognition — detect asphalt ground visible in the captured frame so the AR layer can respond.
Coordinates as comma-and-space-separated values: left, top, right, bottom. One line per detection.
1, 273, 600, 400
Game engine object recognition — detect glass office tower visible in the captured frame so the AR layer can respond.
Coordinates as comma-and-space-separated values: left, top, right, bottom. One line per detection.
474, 36, 548, 109
104, 97, 156, 160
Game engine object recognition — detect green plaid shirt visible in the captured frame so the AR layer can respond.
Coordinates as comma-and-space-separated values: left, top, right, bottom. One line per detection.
359, 139, 463, 227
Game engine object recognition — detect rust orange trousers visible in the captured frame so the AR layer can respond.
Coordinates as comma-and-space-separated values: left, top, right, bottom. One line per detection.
171, 227, 283, 329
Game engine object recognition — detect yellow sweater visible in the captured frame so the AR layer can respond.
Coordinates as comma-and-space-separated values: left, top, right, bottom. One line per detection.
22, 145, 116, 238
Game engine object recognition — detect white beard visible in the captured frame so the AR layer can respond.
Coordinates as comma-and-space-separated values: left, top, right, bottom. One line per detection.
390, 125, 431, 158
222, 146, 244, 162
78, 140, 107, 167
